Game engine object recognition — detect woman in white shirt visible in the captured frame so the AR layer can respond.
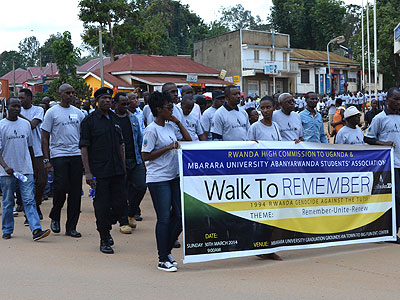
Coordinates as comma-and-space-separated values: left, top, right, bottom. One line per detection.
141, 91, 191, 272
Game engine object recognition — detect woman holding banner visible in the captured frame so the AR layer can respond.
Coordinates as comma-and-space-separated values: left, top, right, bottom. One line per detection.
141, 91, 191, 272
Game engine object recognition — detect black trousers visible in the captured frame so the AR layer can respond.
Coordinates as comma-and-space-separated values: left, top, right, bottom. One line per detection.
49, 156, 83, 231
119, 162, 147, 225
94, 175, 127, 239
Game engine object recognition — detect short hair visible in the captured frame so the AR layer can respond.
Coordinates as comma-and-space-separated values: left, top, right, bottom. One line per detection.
162, 82, 176, 92
278, 93, 292, 104
114, 92, 127, 103
335, 98, 343, 105
245, 107, 256, 118
6, 97, 20, 106
182, 94, 194, 105
305, 91, 316, 100
224, 85, 237, 97
387, 87, 400, 99
19, 88, 33, 98
260, 95, 275, 106
149, 91, 172, 117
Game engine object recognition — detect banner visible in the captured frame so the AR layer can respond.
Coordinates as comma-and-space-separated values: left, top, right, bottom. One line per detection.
179, 141, 396, 263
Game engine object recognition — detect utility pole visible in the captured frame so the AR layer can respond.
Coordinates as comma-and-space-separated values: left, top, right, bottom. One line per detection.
373, 0, 378, 98
12, 59, 16, 96
361, 0, 366, 111
366, 1, 372, 99
99, 27, 104, 87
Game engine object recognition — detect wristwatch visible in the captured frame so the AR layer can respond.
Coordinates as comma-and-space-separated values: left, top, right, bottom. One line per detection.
43, 158, 50, 164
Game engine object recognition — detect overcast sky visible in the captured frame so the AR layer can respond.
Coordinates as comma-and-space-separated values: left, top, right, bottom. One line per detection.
1, 0, 365, 54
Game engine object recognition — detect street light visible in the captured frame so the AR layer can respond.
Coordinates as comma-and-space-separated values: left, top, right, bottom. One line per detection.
327, 35, 345, 95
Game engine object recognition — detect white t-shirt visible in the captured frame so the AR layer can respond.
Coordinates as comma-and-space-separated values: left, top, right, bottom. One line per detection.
0, 118, 33, 176
143, 104, 183, 140
21, 105, 44, 157
41, 104, 85, 159
142, 122, 178, 183
327, 99, 337, 115
247, 120, 281, 141
272, 110, 303, 141
182, 112, 204, 141
143, 105, 154, 125
335, 126, 364, 145
211, 105, 250, 141
200, 106, 217, 140
365, 111, 400, 168
177, 102, 201, 120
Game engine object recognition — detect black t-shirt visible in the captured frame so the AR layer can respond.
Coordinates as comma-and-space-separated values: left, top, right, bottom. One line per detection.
114, 115, 135, 160
365, 109, 382, 125
79, 109, 125, 178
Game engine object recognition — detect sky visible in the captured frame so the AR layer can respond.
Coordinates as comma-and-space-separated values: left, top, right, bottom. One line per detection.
0, 0, 365, 54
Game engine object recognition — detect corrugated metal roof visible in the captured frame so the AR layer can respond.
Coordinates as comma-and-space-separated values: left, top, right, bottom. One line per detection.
1, 68, 32, 84
291, 49, 359, 65
131, 75, 230, 86
105, 54, 220, 75
90, 70, 132, 87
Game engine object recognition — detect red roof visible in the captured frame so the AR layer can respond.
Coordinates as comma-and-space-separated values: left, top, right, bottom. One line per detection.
77, 56, 126, 73
131, 75, 230, 86
1, 68, 32, 84
90, 70, 132, 88
105, 54, 220, 75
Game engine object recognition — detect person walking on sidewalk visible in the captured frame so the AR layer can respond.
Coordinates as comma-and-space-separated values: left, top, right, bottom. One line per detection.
0, 97, 50, 241
41, 84, 85, 238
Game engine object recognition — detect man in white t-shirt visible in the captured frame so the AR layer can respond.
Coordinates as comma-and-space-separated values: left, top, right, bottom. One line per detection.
211, 85, 250, 141
272, 93, 304, 142
335, 106, 364, 145
201, 90, 225, 140
326, 95, 337, 134
0, 97, 50, 241
18, 88, 46, 219
181, 95, 206, 141
365, 87, 400, 242
41, 84, 85, 238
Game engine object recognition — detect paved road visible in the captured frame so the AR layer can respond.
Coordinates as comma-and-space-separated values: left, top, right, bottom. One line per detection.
1, 186, 399, 300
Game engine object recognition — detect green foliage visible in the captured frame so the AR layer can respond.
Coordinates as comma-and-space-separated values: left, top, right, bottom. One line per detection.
0, 51, 26, 77
32, 91, 51, 105
39, 33, 63, 66
270, 0, 346, 50
18, 36, 40, 66
48, 31, 92, 101
219, 4, 270, 31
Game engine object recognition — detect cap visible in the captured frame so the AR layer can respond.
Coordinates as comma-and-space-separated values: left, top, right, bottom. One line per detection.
212, 90, 224, 99
344, 106, 361, 119
194, 94, 206, 105
94, 87, 113, 99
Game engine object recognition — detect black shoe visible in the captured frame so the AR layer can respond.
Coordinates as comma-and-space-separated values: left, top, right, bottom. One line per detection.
65, 230, 82, 238
134, 214, 143, 221
2, 233, 11, 239
16, 205, 23, 212
24, 218, 29, 226
108, 235, 114, 246
32, 229, 51, 241
174, 240, 181, 248
50, 220, 60, 233
100, 239, 114, 254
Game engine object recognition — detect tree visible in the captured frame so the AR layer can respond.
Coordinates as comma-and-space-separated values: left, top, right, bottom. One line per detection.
48, 31, 92, 101
79, 0, 130, 61
39, 33, 63, 65
18, 36, 40, 66
0, 51, 26, 77
270, 0, 346, 50
219, 4, 270, 31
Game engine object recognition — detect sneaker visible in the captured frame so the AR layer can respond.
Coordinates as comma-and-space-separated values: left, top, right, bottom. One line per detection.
24, 218, 29, 226
13, 209, 18, 217
157, 261, 177, 272
2, 233, 11, 239
32, 229, 51, 241
128, 217, 137, 229
174, 240, 181, 248
120, 225, 132, 234
167, 253, 179, 268
15, 204, 23, 212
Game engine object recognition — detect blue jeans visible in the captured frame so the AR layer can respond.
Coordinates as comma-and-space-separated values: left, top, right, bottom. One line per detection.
148, 177, 182, 261
1, 175, 41, 234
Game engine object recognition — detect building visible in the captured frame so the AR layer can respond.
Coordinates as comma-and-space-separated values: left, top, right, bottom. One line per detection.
290, 48, 383, 95
83, 54, 230, 96
193, 29, 298, 97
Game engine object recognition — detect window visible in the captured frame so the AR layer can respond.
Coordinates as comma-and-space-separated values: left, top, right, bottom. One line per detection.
301, 69, 310, 83
254, 50, 260, 62
283, 53, 288, 70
